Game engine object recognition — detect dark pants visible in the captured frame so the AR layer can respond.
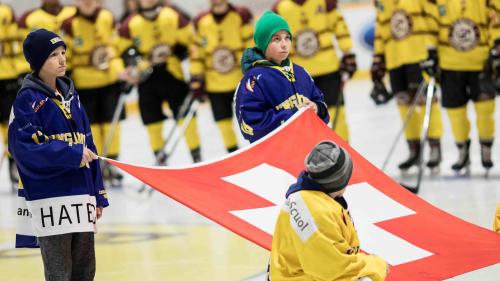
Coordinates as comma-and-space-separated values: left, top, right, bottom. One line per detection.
39, 232, 95, 281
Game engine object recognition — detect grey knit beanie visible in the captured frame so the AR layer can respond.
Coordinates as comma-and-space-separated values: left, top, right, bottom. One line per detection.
305, 140, 353, 193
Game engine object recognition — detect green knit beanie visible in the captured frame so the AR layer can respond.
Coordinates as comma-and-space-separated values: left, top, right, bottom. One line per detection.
254, 11, 292, 53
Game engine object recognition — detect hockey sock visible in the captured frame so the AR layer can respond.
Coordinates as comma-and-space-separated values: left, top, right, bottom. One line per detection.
103, 123, 121, 157
146, 121, 164, 152
446, 106, 470, 143
90, 124, 104, 154
216, 118, 238, 152
328, 106, 349, 142
180, 117, 201, 151
426, 102, 444, 139
397, 104, 422, 140
474, 100, 495, 141
0, 123, 7, 145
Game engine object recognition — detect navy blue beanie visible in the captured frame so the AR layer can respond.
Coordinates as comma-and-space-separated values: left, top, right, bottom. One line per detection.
23, 28, 66, 73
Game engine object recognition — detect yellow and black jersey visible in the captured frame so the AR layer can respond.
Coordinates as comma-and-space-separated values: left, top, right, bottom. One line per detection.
0, 3, 17, 80
118, 5, 192, 81
190, 5, 253, 93
269, 189, 388, 281
374, 0, 436, 70
61, 8, 124, 90
273, 0, 353, 76
427, 0, 500, 71
15, 5, 77, 74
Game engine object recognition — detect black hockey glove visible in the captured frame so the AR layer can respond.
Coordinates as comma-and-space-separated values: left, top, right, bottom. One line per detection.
370, 80, 393, 105
340, 53, 357, 78
479, 41, 500, 95
190, 75, 206, 102
420, 48, 439, 77
370, 54, 386, 82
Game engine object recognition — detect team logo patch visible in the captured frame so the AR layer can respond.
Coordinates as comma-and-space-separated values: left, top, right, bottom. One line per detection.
212, 47, 235, 73
390, 10, 412, 40
295, 29, 320, 58
245, 75, 257, 92
50, 37, 62, 44
150, 44, 171, 65
91, 46, 110, 70
449, 18, 480, 51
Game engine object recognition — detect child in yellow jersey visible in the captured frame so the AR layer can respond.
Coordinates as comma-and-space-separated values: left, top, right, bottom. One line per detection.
268, 140, 388, 281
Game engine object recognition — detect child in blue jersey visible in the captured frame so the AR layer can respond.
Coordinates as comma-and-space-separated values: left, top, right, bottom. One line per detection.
8, 28, 108, 281
235, 11, 329, 143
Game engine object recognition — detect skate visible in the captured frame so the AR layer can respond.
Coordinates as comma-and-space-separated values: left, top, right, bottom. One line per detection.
451, 140, 471, 176
398, 140, 421, 173
227, 146, 238, 153
426, 139, 441, 175
190, 148, 202, 163
154, 150, 168, 166
108, 165, 124, 188
480, 141, 493, 178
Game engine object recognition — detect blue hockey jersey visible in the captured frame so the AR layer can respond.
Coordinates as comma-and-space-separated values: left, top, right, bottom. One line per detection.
9, 74, 108, 247
235, 48, 329, 143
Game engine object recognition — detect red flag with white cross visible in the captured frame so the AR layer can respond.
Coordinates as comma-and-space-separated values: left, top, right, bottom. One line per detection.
105, 109, 500, 280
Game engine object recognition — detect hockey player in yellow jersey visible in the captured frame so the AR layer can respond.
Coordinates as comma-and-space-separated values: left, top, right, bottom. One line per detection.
273, 0, 357, 142
372, 0, 444, 172
118, 0, 202, 163
268, 141, 388, 281
0, 2, 19, 191
15, 0, 76, 77
190, 0, 253, 153
425, 0, 499, 173
61, 0, 130, 187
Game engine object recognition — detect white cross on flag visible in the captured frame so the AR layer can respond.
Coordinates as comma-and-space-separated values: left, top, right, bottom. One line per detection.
106, 109, 500, 280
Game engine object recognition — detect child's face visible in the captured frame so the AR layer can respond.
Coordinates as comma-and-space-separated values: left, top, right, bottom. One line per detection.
39, 46, 66, 78
265, 30, 291, 65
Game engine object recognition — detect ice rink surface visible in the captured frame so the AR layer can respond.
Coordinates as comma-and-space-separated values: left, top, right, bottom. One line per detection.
0, 80, 499, 280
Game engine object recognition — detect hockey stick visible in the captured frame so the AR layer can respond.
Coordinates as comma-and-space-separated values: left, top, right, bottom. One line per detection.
331, 74, 348, 131
381, 80, 427, 172
400, 77, 436, 193
138, 99, 200, 196
136, 94, 198, 195
101, 92, 127, 158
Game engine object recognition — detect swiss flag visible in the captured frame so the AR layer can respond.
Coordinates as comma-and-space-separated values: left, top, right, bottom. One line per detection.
106, 109, 500, 280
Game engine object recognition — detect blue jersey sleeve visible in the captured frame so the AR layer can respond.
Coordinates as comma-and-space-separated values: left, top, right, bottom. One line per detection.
235, 78, 295, 142
8, 94, 84, 180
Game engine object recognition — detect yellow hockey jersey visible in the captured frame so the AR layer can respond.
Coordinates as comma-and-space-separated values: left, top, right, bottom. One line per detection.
269, 190, 388, 281
190, 5, 253, 93
273, 0, 353, 77
61, 8, 124, 89
428, 0, 500, 71
0, 4, 17, 80
118, 5, 192, 81
374, 0, 436, 70
15, 5, 77, 74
